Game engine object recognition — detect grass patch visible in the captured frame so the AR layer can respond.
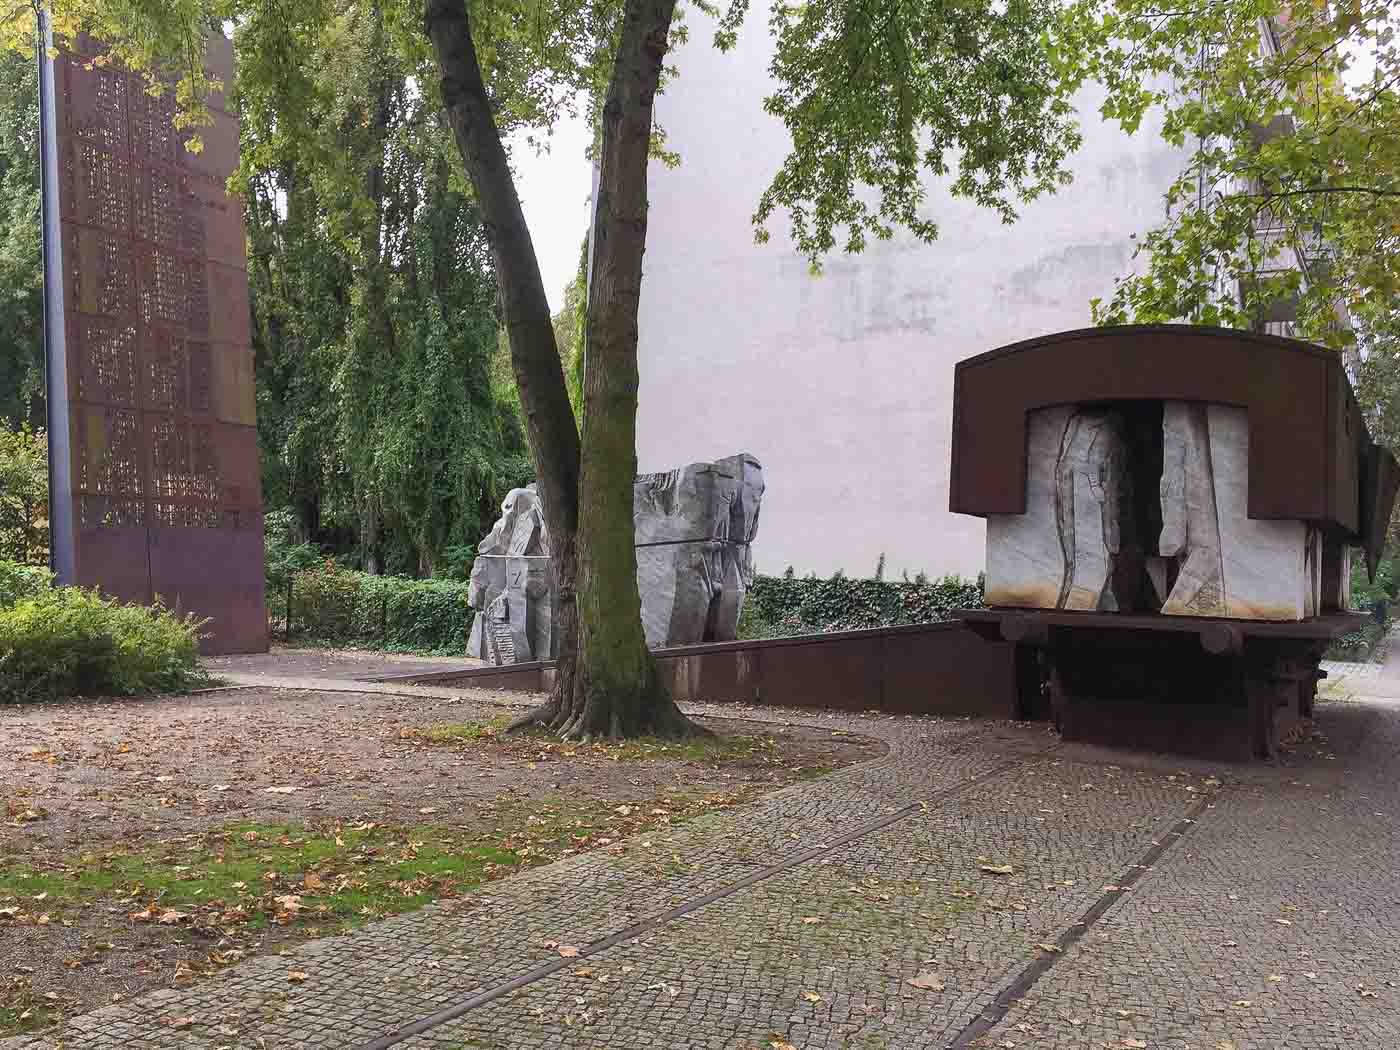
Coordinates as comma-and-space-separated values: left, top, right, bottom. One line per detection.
0, 821, 522, 932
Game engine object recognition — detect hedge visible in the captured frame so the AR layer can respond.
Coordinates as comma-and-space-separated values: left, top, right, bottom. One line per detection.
284, 561, 472, 653
0, 561, 206, 704
739, 571, 984, 639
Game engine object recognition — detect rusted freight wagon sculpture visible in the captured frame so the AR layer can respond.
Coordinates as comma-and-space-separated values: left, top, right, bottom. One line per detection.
951, 325, 1399, 759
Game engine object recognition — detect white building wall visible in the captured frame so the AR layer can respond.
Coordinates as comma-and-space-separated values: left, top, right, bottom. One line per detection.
635, 10, 1187, 580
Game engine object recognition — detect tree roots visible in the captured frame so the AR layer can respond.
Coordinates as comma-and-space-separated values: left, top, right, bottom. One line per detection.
504, 679, 708, 741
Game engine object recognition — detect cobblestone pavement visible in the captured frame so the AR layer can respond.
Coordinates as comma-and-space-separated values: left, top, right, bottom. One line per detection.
5, 684, 1399, 1050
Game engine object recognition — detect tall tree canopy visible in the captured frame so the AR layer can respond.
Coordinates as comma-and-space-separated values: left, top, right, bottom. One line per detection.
1071, 0, 1400, 352
237, 1, 529, 576
0, 48, 42, 430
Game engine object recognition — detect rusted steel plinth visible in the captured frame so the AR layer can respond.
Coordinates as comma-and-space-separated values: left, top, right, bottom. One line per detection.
959, 609, 1362, 761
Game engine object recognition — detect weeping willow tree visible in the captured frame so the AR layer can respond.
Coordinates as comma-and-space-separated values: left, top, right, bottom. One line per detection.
239, 2, 530, 576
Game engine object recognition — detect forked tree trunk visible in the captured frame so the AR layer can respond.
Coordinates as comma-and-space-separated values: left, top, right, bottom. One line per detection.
425, 0, 701, 738
424, 0, 582, 712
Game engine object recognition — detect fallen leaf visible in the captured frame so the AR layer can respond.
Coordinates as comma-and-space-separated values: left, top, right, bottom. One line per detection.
801, 991, 823, 1003
1233, 999, 1253, 1008
1035, 942, 1061, 953
800, 916, 821, 925
1274, 919, 1293, 927
303, 873, 324, 892
1122, 1040, 1147, 1049
168, 1016, 195, 1030
418, 807, 438, 815
264, 786, 299, 795
556, 945, 580, 958
287, 971, 309, 984
906, 972, 946, 991
979, 864, 1014, 876
769, 1040, 797, 1050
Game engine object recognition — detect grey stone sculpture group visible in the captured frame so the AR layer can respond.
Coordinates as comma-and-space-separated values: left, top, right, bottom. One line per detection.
467, 454, 764, 665
986, 403, 1343, 620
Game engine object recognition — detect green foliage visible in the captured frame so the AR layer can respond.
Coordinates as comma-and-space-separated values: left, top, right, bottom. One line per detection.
0, 560, 49, 606
552, 235, 590, 415
740, 0, 1084, 263
263, 510, 321, 593
286, 561, 472, 653
0, 424, 47, 565
740, 570, 984, 639
1325, 554, 1396, 661
0, 49, 42, 430
1327, 621, 1387, 663
239, 1, 531, 577
1352, 554, 1399, 613
0, 583, 206, 703
1070, 0, 1400, 348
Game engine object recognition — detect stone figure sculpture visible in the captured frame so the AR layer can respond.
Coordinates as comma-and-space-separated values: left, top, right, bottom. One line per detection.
466, 455, 764, 665
986, 407, 1131, 611
466, 485, 555, 663
1157, 403, 1321, 620
634, 453, 765, 648
1053, 408, 1130, 611
985, 401, 1331, 621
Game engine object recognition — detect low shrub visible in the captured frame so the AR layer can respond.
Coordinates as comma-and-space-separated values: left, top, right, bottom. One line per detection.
1327, 621, 1387, 662
286, 562, 471, 653
739, 569, 984, 639
1326, 554, 1397, 662
0, 582, 206, 704
0, 561, 50, 606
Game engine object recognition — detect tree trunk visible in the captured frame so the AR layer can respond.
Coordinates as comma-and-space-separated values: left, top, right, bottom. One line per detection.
560, 0, 702, 738
424, 0, 582, 713
425, 0, 701, 738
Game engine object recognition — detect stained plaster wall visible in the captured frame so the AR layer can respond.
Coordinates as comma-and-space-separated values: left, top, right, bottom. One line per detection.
632, 6, 1188, 580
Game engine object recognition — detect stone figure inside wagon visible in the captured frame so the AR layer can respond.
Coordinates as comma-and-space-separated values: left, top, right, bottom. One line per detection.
952, 325, 1400, 759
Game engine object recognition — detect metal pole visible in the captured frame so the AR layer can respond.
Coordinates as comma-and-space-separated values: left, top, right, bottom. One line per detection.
35, 9, 54, 573
36, 7, 75, 584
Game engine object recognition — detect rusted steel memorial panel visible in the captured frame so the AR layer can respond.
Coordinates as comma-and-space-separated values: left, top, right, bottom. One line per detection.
40, 30, 267, 653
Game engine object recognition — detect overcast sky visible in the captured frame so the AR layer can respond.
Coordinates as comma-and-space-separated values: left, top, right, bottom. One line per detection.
508, 111, 594, 312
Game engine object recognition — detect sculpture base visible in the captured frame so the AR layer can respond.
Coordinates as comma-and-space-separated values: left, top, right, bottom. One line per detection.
960, 609, 1363, 761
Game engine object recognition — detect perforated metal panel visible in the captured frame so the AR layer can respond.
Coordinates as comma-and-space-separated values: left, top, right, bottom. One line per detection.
44, 33, 266, 653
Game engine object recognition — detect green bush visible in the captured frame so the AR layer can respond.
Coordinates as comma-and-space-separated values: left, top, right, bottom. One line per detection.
0, 582, 206, 704
1327, 621, 1387, 662
739, 569, 984, 639
0, 560, 50, 606
0, 424, 48, 565
1325, 553, 1398, 662
286, 562, 471, 653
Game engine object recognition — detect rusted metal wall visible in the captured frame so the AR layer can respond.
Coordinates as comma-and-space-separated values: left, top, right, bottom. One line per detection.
43, 33, 266, 654
378, 621, 1019, 719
